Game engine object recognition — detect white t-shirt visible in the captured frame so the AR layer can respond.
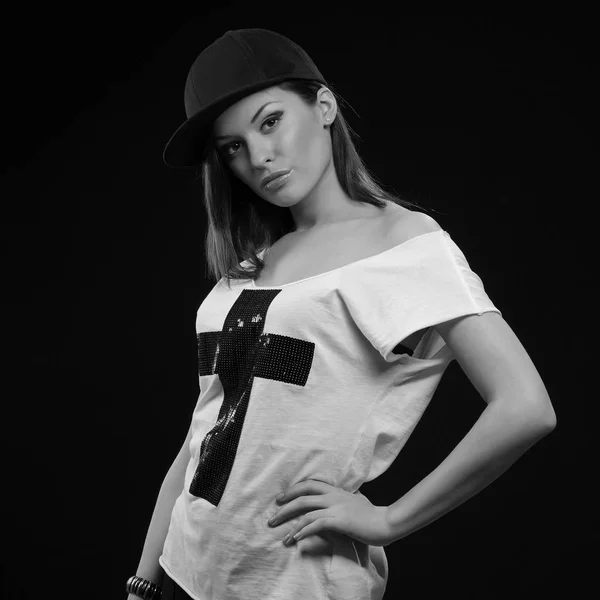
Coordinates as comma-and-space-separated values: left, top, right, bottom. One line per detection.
159, 228, 502, 600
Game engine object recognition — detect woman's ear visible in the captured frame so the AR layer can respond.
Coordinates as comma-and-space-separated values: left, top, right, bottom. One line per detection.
316, 86, 337, 125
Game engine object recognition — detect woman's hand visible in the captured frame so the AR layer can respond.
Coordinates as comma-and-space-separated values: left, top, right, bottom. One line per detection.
268, 479, 393, 547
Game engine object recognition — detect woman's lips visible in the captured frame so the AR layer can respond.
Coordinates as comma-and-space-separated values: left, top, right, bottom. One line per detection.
264, 170, 293, 191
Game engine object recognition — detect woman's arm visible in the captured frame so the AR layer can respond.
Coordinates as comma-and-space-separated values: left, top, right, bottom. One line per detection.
385, 397, 555, 543
131, 424, 192, 586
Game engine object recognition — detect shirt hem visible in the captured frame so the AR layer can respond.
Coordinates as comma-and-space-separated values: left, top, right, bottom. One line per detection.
159, 555, 205, 600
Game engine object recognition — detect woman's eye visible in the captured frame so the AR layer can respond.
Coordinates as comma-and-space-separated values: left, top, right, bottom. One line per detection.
223, 142, 241, 157
262, 114, 281, 129
222, 113, 282, 159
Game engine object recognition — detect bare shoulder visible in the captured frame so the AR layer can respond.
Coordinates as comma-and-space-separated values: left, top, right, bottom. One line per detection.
385, 206, 442, 244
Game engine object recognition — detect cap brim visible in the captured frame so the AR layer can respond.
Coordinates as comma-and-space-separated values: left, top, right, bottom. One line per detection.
162, 109, 213, 169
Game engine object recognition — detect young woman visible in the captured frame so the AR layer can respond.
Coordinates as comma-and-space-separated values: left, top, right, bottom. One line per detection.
126, 28, 556, 600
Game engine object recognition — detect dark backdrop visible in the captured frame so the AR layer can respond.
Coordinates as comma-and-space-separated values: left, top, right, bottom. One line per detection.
1, 7, 591, 600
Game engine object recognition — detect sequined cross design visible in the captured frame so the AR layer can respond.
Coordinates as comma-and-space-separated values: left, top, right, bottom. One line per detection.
190, 288, 315, 506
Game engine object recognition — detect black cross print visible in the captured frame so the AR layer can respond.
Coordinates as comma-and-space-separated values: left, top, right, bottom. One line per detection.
190, 288, 315, 506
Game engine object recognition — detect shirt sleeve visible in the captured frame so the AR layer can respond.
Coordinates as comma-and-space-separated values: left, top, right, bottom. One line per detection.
340, 229, 502, 362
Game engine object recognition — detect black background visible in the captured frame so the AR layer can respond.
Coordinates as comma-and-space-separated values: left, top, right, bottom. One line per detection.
0, 7, 592, 599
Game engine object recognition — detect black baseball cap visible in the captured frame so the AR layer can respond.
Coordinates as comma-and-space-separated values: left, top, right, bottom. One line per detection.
162, 28, 329, 169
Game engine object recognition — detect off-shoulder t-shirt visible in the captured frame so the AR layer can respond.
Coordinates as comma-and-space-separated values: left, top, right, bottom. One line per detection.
159, 228, 502, 600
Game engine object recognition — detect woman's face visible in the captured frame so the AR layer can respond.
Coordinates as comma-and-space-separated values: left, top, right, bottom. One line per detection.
211, 85, 336, 209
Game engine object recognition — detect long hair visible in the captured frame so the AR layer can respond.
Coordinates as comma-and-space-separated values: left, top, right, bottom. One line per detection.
196, 79, 427, 289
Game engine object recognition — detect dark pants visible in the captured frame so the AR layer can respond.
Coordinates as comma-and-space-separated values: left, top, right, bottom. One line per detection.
161, 571, 195, 600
